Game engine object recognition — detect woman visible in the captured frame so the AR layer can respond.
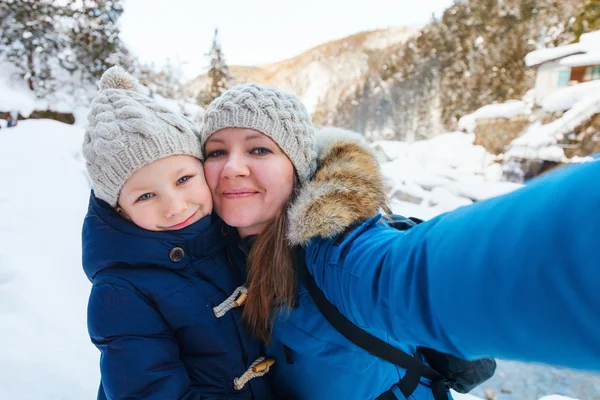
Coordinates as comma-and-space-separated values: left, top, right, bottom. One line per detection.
200, 83, 600, 400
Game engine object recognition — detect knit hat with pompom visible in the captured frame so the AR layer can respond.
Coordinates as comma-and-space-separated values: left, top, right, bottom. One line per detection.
82, 66, 202, 206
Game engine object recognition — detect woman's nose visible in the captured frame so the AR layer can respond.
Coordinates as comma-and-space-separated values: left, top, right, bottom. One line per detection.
222, 153, 250, 179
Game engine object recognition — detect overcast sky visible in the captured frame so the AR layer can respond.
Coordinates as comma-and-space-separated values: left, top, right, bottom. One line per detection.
119, 0, 454, 79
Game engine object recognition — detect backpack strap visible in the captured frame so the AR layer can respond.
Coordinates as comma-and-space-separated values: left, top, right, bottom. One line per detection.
301, 249, 449, 400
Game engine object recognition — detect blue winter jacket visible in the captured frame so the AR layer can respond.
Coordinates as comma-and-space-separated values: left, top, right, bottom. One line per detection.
247, 141, 600, 400
82, 193, 271, 400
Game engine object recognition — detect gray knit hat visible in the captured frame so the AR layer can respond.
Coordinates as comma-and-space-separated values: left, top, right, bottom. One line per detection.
82, 66, 202, 207
200, 83, 317, 184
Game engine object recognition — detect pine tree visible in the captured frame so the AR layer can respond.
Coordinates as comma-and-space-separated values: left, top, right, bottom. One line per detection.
201, 28, 232, 107
69, 0, 129, 80
0, 0, 68, 92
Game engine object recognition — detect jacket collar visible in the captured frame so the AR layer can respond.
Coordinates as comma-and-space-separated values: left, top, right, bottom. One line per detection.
82, 191, 234, 281
287, 140, 388, 246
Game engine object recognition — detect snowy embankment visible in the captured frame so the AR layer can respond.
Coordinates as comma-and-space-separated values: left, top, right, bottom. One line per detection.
0, 120, 98, 399
374, 132, 522, 220
506, 84, 600, 163
458, 100, 530, 134
0, 120, 593, 399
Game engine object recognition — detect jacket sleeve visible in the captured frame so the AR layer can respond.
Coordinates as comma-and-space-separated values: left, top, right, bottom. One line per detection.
88, 282, 203, 400
306, 160, 600, 371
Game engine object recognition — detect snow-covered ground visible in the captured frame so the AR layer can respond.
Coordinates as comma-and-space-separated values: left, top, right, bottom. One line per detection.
0, 120, 98, 399
0, 119, 597, 399
505, 84, 600, 163
458, 99, 530, 134
374, 132, 522, 219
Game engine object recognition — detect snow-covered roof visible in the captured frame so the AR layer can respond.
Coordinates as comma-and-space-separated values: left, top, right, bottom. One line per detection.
525, 43, 584, 67
525, 29, 600, 67
560, 52, 600, 67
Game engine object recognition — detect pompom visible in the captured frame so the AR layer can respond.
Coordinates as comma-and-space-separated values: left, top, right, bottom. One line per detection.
99, 66, 143, 93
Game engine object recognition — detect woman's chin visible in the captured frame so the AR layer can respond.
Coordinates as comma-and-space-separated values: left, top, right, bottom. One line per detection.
221, 214, 255, 230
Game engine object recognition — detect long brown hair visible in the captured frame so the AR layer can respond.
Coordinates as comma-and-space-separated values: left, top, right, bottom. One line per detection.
243, 182, 299, 344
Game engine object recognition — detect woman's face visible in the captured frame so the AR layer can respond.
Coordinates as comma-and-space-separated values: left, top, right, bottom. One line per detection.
203, 128, 295, 238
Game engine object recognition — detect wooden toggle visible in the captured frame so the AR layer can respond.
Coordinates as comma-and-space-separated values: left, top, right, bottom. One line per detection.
252, 358, 276, 373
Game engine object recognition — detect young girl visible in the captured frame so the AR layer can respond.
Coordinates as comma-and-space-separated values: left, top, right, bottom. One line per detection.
200, 83, 600, 400
81, 67, 271, 400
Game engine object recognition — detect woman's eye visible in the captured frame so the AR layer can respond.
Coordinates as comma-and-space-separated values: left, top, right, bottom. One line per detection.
137, 193, 154, 202
206, 149, 226, 158
177, 175, 192, 185
251, 147, 271, 155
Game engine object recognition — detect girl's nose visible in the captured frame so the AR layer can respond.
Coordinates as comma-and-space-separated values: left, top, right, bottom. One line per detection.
164, 196, 187, 218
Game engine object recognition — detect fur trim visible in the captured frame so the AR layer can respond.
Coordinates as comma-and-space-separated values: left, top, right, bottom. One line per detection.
287, 139, 388, 246
315, 127, 367, 157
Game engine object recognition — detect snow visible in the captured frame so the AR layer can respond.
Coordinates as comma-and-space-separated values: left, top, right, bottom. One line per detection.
0, 120, 99, 399
579, 29, 600, 49
0, 76, 38, 118
506, 89, 600, 161
538, 396, 579, 400
526, 29, 600, 67
542, 80, 600, 112
525, 43, 584, 67
0, 118, 597, 399
376, 132, 522, 217
458, 100, 529, 133
363, 27, 418, 50
300, 61, 333, 114
372, 140, 411, 161
0, 61, 203, 124
0, 60, 92, 121
152, 93, 204, 122
560, 52, 600, 67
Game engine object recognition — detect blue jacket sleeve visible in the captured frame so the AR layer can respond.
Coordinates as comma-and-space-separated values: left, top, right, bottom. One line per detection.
306, 160, 600, 371
88, 283, 202, 400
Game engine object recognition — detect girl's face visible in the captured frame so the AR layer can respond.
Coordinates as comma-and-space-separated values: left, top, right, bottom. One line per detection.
117, 155, 212, 231
203, 128, 295, 238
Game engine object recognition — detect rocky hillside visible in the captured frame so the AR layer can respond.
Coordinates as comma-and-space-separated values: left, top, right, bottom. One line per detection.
186, 27, 417, 126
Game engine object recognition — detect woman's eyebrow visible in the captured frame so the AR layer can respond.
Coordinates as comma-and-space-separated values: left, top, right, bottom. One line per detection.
245, 134, 265, 141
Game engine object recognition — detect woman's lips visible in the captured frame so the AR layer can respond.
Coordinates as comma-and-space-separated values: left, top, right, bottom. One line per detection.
222, 188, 259, 199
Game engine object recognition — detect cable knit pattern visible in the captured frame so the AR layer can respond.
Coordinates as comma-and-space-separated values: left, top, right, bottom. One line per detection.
82, 66, 202, 206
200, 83, 317, 184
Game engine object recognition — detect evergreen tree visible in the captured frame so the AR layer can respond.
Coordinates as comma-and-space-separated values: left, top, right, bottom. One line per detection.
572, 0, 600, 40
0, 0, 68, 92
201, 28, 232, 107
69, 0, 130, 80
0, 0, 129, 94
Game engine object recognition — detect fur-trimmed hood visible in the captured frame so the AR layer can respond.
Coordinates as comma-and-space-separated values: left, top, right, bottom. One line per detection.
287, 128, 388, 246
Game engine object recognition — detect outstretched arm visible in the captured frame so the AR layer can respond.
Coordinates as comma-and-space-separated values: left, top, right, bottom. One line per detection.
295, 139, 600, 371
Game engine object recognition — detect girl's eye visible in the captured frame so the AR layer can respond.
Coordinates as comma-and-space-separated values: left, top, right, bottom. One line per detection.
206, 149, 226, 158
137, 193, 154, 202
251, 147, 272, 155
177, 175, 192, 185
